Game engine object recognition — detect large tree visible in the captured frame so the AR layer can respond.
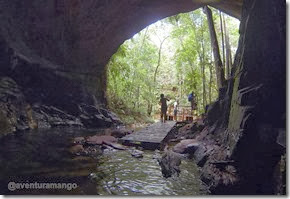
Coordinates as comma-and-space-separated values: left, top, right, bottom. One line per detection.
203, 6, 225, 90
106, 8, 239, 122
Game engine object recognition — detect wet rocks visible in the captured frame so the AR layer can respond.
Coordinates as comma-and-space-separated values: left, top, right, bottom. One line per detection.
0, 74, 123, 135
99, 108, 122, 125
129, 149, 144, 158
172, 138, 209, 167
193, 145, 208, 167
32, 105, 83, 128
0, 41, 123, 134
110, 128, 132, 138
69, 144, 103, 157
73, 137, 85, 145
79, 106, 114, 128
175, 120, 205, 140
0, 77, 31, 135
69, 144, 85, 155
152, 150, 162, 160
158, 148, 182, 178
86, 135, 117, 145
201, 163, 239, 194
70, 134, 128, 157
173, 139, 199, 154
104, 142, 127, 150
83, 146, 103, 156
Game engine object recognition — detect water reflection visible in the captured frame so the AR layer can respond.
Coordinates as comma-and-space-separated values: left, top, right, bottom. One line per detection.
96, 150, 202, 195
0, 128, 203, 195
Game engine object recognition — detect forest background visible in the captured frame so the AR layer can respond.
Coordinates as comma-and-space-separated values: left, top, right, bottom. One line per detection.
106, 7, 240, 124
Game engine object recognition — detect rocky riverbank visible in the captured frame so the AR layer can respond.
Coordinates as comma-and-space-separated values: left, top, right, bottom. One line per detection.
159, 113, 285, 194
0, 38, 122, 137
157, 0, 286, 195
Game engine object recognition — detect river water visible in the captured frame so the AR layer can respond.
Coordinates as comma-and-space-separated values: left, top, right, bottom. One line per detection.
0, 128, 204, 195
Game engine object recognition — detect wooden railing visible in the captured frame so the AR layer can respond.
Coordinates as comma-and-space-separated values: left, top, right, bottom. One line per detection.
167, 105, 194, 122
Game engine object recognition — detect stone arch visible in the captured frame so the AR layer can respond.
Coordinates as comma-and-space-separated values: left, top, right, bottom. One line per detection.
0, 0, 242, 103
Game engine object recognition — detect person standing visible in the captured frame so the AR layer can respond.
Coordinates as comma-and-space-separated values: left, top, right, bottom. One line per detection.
173, 100, 179, 121
188, 91, 196, 115
159, 94, 169, 123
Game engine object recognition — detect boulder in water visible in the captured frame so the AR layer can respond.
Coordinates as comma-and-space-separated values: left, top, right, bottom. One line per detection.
83, 146, 102, 156
173, 139, 199, 154
103, 141, 127, 150
158, 148, 182, 178
86, 135, 117, 145
193, 145, 208, 167
110, 128, 132, 138
69, 144, 85, 155
73, 137, 85, 144
129, 149, 144, 158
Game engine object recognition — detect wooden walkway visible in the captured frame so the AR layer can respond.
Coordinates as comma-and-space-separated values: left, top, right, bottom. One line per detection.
120, 121, 176, 150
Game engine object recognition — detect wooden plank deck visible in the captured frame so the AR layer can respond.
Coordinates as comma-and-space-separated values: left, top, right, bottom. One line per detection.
120, 121, 176, 150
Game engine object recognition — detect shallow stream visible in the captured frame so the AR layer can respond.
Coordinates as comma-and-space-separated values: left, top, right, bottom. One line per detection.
0, 128, 204, 195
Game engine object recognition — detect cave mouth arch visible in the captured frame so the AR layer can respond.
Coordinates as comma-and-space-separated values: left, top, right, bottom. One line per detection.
0, 0, 242, 106
101, 2, 242, 105
105, 7, 241, 122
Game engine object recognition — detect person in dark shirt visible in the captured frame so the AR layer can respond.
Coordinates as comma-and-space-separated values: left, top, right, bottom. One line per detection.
159, 94, 169, 123
188, 91, 196, 115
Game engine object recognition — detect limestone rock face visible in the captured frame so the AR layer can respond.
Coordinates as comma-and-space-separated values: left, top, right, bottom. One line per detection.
0, 77, 30, 135
0, 46, 122, 134
200, 0, 286, 194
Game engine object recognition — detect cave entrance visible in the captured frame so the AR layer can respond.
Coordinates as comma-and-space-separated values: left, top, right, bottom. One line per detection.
106, 7, 240, 126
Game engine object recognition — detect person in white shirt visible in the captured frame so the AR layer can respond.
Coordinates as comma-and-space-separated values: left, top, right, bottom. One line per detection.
173, 100, 179, 121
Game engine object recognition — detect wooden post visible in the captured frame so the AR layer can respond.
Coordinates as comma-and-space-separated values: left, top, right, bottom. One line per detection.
182, 107, 185, 121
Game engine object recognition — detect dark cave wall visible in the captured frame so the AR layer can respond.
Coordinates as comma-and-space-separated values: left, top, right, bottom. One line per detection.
0, 0, 242, 134
203, 0, 286, 194
0, 0, 207, 133
0, 0, 242, 104
228, 0, 285, 194
0, 37, 123, 135
227, 0, 286, 152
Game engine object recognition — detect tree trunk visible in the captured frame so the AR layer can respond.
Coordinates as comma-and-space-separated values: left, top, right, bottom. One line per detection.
203, 6, 225, 90
137, 86, 140, 108
219, 11, 226, 68
147, 86, 153, 116
200, 39, 207, 110
147, 102, 152, 116
153, 36, 169, 83
223, 15, 232, 79
202, 62, 207, 109
140, 27, 149, 51
209, 62, 213, 103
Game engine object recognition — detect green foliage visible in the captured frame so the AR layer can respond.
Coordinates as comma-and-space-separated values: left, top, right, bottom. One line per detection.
106, 8, 240, 123
106, 29, 159, 124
